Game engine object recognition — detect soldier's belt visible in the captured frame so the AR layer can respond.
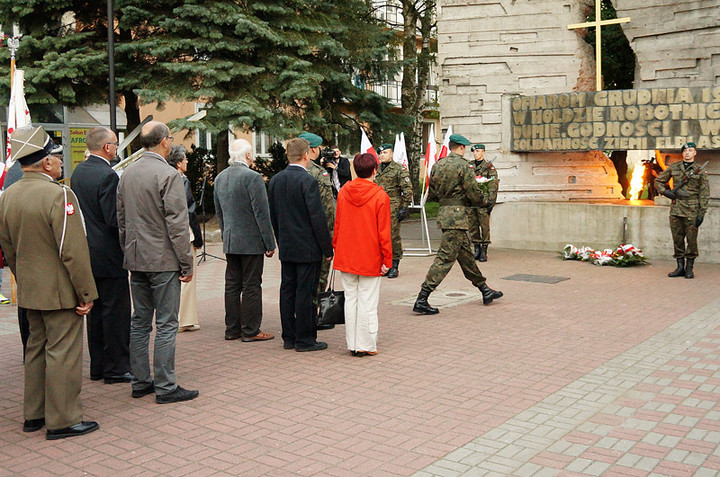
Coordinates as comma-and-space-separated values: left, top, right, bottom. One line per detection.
439, 199, 466, 206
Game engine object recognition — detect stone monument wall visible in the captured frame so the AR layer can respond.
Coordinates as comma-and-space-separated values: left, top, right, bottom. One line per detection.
438, 0, 623, 202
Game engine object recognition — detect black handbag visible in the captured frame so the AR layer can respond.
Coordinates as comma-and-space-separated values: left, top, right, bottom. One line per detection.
317, 270, 345, 326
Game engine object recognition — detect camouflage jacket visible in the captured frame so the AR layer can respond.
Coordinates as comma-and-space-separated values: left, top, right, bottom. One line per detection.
375, 160, 413, 208
428, 152, 486, 230
654, 161, 710, 218
308, 161, 336, 231
471, 159, 499, 205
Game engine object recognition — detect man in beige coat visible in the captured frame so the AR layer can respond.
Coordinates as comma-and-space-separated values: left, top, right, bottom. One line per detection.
117, 121, 198, 404
0, 126, 99, 439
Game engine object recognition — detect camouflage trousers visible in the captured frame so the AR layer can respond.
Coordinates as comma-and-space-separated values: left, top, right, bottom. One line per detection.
421, 229, 487, 293
390, 201, 403, 261
669, 215, 699, 259
468, 207, 491, 244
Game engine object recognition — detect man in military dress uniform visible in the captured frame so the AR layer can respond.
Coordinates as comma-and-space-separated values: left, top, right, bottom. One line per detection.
0, 126, 99, 439
413, 134, 503, 315
467, 144, 498, 262
654, 142, 710, 279
299, 132, 336, 329
375, 143, 413, 278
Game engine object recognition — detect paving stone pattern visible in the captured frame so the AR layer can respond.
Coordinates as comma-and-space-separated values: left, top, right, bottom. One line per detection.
0, 243, 718, 476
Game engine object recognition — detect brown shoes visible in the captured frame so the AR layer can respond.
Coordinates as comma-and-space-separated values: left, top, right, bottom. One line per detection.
241, 331, 275, 342
350, 350, 379, 357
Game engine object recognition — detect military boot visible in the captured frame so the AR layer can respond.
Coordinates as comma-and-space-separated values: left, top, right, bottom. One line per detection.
684, 258, 695, 279
668, 258, 685, 277
479, 244, 488, 262
474, 244, 482, 261
413, 289, 439, 315
479, 283, 503, 305
386, 259, 399, 279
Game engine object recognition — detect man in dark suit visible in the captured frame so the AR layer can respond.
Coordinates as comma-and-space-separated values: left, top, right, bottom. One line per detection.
71, 127, 132, 384
268, 137, 333, 352
0, 126, 99, 439
214, 138, 276, 342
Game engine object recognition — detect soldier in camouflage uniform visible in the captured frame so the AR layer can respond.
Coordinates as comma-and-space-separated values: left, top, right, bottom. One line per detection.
467, 144, 498, 262
654, 142, 710, 279
375, 144, 413, 278
299, 133, 337, 328
413, 135, 503, 315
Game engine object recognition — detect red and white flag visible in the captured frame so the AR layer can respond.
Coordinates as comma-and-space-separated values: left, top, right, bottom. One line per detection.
437, 125, 453, 160
424, 123, 437, 185
360, 128, 378, 162
393, 133, 408, 169
1, 69, 32, 189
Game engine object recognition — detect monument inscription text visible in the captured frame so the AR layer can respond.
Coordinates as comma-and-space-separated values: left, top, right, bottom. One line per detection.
511, 87, 720, 151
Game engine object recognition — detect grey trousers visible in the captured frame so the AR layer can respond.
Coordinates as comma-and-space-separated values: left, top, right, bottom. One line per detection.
129, 271, 180, 395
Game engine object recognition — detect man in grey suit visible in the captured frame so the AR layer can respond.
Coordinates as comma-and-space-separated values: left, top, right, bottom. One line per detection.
214, 139, 276, 342
117, 121, 198, 404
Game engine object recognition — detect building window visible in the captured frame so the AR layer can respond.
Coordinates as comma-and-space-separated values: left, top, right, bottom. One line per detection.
252, 131, 279, 157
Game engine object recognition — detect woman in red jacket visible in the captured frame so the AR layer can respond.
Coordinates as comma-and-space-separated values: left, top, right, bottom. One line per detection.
333, 153, 393, 356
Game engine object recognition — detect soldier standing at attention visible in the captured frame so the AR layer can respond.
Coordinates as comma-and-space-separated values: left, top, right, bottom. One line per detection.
299, 132, 337, 329
654, 142, 710, 279
467, 144, 498, 262
413, 134, 503, 315
375, 143, 413, 278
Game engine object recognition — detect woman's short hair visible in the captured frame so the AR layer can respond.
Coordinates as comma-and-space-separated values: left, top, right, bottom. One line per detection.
353, 153, 378, 178
167, 145, 187, 169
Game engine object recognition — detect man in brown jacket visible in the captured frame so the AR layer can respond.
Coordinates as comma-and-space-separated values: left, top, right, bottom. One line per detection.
117, 121, 198, 404
0, 126, 99, 439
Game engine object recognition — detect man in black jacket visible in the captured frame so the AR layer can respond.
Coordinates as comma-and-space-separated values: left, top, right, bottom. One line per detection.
268, 137, 333, 352
71, 127, 133, 384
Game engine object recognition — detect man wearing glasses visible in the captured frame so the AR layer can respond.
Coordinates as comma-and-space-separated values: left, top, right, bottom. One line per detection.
71, 127, 133, 385
117, 121, 198, 404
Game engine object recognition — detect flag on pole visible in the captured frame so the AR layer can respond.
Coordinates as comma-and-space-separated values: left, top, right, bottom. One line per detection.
424, 123, 437, 184
360, 128, 378, 162
437, 125, 453, 160
393, 133, 408, 169
1, 69, 32, 189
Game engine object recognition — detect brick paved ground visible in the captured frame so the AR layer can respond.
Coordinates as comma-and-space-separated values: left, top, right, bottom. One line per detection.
0, 227, 719, 476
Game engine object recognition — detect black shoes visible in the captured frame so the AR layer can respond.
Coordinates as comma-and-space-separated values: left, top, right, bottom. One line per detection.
413, 289, 439, 315
685, 258, 695, 279
46, 421, 99, 440
283, 341, 295, 350
23, 418, 45, 432
156, 386, 199, 404
386, 259, 399, 279
104, 372, 134, 384
295, 342, 328, 352
131, 382, 155, 399
668, 258, 685, 277
479, 244, 488, 262
480, 283, 503, 305
224, 333, 242, 340
316, 324, 335, 330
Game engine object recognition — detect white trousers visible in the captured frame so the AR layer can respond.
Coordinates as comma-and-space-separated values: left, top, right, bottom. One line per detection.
340, 272, 381, 352
178, 246, 198, 328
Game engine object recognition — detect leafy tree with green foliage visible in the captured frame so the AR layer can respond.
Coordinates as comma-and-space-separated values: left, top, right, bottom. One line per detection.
0, 0, 406, 170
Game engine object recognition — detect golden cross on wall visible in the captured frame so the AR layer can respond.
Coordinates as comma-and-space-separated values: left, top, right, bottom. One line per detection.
567, 0, 631, 91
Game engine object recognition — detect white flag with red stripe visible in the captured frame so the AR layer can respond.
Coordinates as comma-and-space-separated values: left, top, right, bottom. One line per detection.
424, 123, 437, 186
393, 133, 408, 169
360, 128, 378, 162
437, 125, 453, 160
1, 69, 32, 189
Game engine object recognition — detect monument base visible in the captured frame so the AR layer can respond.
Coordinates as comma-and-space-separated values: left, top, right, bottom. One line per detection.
492, 201, 720, 264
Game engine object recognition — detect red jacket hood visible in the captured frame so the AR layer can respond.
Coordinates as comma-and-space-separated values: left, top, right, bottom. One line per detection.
341, 178, 384, 207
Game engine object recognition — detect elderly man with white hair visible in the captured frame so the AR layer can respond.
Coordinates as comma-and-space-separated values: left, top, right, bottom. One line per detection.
213, 139, 277, 342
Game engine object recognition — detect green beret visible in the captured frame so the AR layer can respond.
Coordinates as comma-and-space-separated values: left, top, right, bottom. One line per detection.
299, 132, 323, 148
377, 143, 393, 153
681, 142, 696, 151
449, 134, 470, 146
470, 144, 485, 151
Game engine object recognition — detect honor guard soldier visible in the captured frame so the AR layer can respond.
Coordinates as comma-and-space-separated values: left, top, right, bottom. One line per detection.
299, 132, 337, 329
413, 134, 503, 314
375, 143, 413, 278
0, 126, 99, 439
654, 142, 710, 279
467, 144, 498, 262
